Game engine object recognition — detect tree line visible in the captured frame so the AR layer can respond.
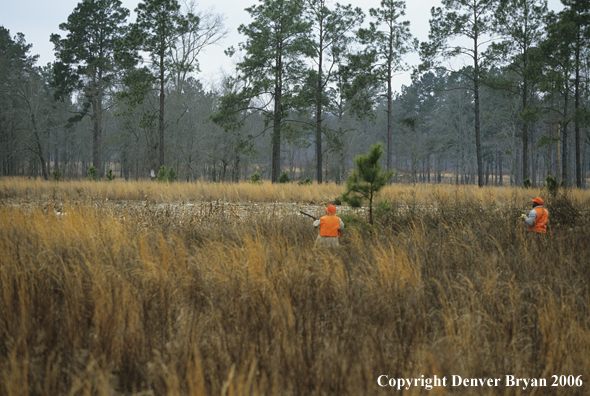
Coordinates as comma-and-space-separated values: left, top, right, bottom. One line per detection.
1, 0, 589, 187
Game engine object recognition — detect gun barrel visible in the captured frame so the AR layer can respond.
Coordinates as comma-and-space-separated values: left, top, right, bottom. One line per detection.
300, 211, 318, 220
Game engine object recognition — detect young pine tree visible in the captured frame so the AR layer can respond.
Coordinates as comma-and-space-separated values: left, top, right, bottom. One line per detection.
341, 143, 393, 224
156, 165, 168, 182
167, 166, 178, 182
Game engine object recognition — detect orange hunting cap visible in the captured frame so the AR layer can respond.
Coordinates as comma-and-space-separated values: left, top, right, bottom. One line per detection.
531, 197, 544, 205
325, 204, 337, 214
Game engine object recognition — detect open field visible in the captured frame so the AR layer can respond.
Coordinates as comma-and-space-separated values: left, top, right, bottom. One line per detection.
1, 178, 590, 395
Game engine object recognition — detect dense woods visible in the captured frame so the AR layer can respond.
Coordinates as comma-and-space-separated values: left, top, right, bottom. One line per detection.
2, 0, 590, 187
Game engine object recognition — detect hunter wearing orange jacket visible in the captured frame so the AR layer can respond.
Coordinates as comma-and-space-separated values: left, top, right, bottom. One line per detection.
313, 204, 344, 247
522, 196, 548, 233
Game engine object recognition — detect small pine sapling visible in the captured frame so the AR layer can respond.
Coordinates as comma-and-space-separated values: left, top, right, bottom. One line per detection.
52, 169, 63, 181
87, 166, 98, 181
523, 178, 532, 188
298, 177, 313, 185
106, 169, 116, 181
278, 172, 290, 183
156, 165, 168, 182
340, 143, 393, 224
167, 167, 178, 182
250, 172, 262, 184
545, 175, 564, 198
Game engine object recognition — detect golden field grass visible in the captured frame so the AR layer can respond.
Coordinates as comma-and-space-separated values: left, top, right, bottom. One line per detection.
1, 178, 590, 395
4, 177, 590, 206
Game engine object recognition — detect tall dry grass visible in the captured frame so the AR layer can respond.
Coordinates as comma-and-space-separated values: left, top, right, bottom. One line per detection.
1, 178, 589, 395
0, 178, 344, 204
4, 176, 589, 208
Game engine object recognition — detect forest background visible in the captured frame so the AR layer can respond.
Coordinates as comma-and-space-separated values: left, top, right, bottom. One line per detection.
1, 0, 590, 189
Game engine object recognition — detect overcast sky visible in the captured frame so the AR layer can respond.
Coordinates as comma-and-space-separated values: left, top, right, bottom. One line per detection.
3, 0, 564, 92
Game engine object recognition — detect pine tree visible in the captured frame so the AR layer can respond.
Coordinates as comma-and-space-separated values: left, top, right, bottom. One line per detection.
303, 0, 364, 183
133, 0, 197, 168
156, 165, 168, 182
420, 0, 500, 187
490, 0, 548, 186
233, 0, 312, 183
51, 0, 130, 179
356, 0, 416, 173
167, 166, 178, 182
341, 143, 393, 224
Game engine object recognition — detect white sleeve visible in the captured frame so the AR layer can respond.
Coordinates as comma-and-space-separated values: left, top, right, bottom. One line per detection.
525, 209, 537, 226
339, 218, 344, 229
313, 219, 320, 227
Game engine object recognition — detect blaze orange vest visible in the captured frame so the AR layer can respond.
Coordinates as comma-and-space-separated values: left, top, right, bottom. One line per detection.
528, 207, 548, 233
320, 215, 341, 238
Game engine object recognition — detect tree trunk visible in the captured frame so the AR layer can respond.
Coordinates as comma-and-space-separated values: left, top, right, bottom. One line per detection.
46, 129, 52, 175
562, 91, 569, 184
369, 191, 374, 225
387, 58, 393, 173
522, 93, 529, 184
159, 50, 166, 169
316, 22, 324, 184
31, 114, 48, 180
473, 25, 484, 188
91, 82, 103, 179
499, 150, 503, 185
54, 147, 59, 175
325, 152, 329, 183
272, 55, 283, 183
531, 123, 537, 187
575, 37, 582, 188
338, 111, 344, 184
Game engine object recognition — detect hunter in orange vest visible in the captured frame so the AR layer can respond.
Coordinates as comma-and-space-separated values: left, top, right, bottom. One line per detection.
522, 196, 548, 233
313, 204, 344, 247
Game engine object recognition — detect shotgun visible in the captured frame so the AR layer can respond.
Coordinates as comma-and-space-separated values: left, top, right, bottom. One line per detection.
300, 211, 319, 220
